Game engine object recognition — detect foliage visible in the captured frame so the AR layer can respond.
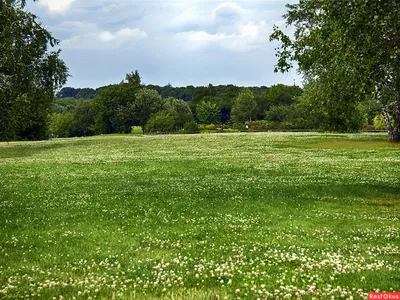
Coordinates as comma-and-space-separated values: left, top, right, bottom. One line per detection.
53, 97, 81, 114
131, 126, 143, 135
374, 115, 394, 131
196, 101, 220, 124
270, 0, 400, 141
56, 87, 100, 99
183, 121, 199, 134
71, 100, 95, 137
246, 120, 268, 131
91, 76, 163, 134
125, 70, 142, 87
164, 97, 193, 128
264, 105, 292, 123
48, 113, 74, 138
145, 111, 175, 133
129, 88, 164, 128
0, 0, 68, 141
91, 83, 137, 134
298, 80, 368, 132
265, 84, 302, 107
230, 89, 257, 124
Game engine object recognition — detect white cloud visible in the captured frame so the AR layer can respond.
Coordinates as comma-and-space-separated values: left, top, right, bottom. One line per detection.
98, 28, 147, 42
171, 2, 276, 52
61, 27, 147, 49
39, 0, 76, 14
177, 19, 271, 52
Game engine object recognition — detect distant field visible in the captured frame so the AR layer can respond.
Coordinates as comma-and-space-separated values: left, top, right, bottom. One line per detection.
0, 133, 399, 299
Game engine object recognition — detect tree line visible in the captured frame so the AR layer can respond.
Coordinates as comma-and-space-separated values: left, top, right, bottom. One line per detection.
50, 70, 383, 138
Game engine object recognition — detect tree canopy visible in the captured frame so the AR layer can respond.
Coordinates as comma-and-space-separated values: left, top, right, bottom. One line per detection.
231, 89, 257, 124
0, 0, 68, 141
270, 0, 400, 140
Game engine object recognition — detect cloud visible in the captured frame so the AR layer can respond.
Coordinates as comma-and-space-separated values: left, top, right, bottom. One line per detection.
177, 19, 271, 52
39, 0, 76, 14
212, 2, 249, 22
61, 25, 147, 49
171, 2, 274, 52
98, 28, 147, 42
170, 10, 211, 32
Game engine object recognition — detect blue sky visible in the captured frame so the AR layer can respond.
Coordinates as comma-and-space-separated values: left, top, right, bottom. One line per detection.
28, 0, 300, 88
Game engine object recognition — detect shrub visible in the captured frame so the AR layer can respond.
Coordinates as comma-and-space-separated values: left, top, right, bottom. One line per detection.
246, 120, 268, 131
373, 114, 393, 130
183, 121, 199, 134
232, 123, 246, 131
183, 121, 199, 133
223, 128, 239, 133
204, 124, 217, 131
145, 111, 175, 133
131, 126, 143, 135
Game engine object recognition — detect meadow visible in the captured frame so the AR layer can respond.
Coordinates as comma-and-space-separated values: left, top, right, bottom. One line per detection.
0, 132, 399, 299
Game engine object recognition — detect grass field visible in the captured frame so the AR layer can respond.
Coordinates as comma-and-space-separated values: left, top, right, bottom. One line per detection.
0, 132, 399, 299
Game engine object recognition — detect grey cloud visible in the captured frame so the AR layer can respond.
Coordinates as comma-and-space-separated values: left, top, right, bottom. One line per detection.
28, 0, 301, 88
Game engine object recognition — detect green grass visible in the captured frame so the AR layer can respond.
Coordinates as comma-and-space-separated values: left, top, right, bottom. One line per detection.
0, 132, 399, 299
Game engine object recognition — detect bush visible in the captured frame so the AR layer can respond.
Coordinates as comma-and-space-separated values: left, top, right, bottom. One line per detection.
223, 128, 239, 133
183, 121, 199, 134
246, 120, 268, 131
131, 126, 143, 135
373, 114, 393, 130
232, 123, 246, 131
145, 111, 175, 133
198, 123, 218, 133
205, 124, 217, 131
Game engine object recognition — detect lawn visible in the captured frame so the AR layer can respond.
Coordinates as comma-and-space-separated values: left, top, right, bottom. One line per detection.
0, 132, 399, 299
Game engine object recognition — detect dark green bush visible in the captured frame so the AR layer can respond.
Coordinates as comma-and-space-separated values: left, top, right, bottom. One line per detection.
183, 121, 199, 134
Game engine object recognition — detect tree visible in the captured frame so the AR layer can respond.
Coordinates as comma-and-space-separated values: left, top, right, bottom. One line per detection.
128, 88, 163, 128
231, 89, 257, 124
297, 80, 367, 132
163, 97, 193, 129
265, 84, 302, 107
0, 0, 68, 141
125, 70, 142, 87
72, 100, 95, 136
92, 83, 137, 134
48, 113, 74, 138
270, 0, 400, 141
196, 101, 220, 124
145, 111, 175, 133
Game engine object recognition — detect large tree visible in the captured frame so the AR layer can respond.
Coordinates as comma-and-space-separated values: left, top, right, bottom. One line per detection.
196, 101, 220, 124
0, 0, 68, 141
270, 0, 400, 141
231, 89, 257, 124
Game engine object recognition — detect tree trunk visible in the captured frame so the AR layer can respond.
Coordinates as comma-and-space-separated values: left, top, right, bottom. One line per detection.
392, 101, 400, 142
392, 72, 400, 142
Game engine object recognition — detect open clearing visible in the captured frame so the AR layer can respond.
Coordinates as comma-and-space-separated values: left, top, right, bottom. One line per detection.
0, 132, 399, 299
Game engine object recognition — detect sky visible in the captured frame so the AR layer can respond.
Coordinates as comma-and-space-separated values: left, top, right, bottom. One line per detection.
27, 0, 301, 89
